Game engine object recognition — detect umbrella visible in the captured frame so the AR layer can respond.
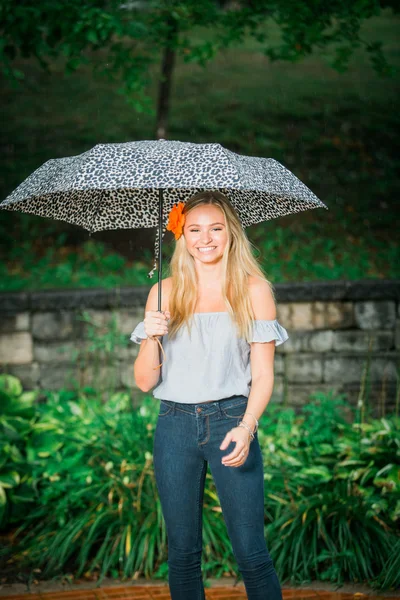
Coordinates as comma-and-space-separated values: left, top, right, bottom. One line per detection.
0, 139, 328, 314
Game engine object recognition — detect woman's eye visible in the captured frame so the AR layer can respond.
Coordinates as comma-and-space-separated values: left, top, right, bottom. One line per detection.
189, 228, 222, 232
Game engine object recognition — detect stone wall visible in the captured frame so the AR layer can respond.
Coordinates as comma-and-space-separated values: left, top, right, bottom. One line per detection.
0, 280, 399, 413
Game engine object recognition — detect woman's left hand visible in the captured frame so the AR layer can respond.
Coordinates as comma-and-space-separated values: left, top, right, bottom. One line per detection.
220, 426, 251, 467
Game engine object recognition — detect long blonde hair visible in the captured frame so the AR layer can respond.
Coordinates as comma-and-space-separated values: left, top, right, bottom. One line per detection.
167, 191, 276, 342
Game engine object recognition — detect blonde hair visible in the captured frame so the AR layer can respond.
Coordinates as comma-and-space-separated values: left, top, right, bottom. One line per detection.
167, 191, 276, 343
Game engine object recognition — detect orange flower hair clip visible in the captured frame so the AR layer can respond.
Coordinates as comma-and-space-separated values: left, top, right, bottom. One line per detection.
166, 201, 185, 240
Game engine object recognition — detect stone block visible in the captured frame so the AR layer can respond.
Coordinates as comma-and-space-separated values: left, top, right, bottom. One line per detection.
81, 309, 117, 329
285, 381, 397, 416
286, 383, 342, 407
79, 308, 144, 340
32, 311, 75, 341
303, 330, 334, 352
0, 312, 30, 334
114, 344, 140, 360
314, 301, 354, 329
276, 303, 291, 325
0, 332, 33, 364
369, 354, 399, 383
0, 362, 40, 389
72, 310, 88, 338
117, 308, 146, 336
313, 302, 326, 329
0, 291, 29, 313
332, 330, 394, 352
274, 354, 284, 376
395, 319, 400, 349
337, 382, 398, 416
324, 355, 365, 384
277, 330, 334, 354
270, 375, 284, 404
286, 354, 323, 383
289, 303, 314, 330
120, 361, 146, 389
74, 309, 115, 340
323, 353, 399, 384
284, 384, 308, 406
33, 342, 78, 363
39, 363, 77, 390
276, 332, 303, 354
354, 301, 396, 330
79, 363, 122, 390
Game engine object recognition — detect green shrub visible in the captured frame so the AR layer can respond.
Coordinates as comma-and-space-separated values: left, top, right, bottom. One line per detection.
1, 378, 171, 580
0, 375, 38, 527
261, 393, 399, 588
0, 376, 399, 589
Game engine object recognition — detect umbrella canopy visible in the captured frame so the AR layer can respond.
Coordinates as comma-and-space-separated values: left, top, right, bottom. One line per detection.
0, 138, 328, 295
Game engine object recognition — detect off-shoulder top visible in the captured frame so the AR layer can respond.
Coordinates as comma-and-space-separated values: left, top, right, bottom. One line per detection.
130, 312, 289, 404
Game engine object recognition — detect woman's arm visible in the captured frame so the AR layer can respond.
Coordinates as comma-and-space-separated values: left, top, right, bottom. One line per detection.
133, 282, 169, 392
243, 278, 277, 432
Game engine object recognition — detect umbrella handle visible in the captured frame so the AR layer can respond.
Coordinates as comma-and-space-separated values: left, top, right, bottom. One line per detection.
148, 189, 166, 368
149, 335, 166, 370
157, 188, 164, 310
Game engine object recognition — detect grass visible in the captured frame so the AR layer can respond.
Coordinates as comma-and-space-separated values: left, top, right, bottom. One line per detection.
0, 10, 399, 289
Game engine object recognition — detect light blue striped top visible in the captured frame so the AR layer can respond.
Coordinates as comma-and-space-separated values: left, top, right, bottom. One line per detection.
130, 312, 289, 404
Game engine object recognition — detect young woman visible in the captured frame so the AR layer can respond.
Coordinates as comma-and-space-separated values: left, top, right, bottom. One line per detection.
131, 191, 289, 600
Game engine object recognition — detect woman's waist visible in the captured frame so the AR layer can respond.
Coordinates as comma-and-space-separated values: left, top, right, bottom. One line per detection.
156, 394, 248, 415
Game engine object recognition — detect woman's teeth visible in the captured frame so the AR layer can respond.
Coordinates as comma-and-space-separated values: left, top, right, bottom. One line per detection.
198, 247, 216, 253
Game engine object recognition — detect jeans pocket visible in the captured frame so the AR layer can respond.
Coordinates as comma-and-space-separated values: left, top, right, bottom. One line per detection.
158, 400, 173, 417
221, 399, 247, 419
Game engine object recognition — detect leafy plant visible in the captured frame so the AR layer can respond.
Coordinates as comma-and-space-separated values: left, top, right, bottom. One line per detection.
0, 375, 38, 528
261, 392, 400, 588
0, 377, 399, 589
1, 0, 395, 137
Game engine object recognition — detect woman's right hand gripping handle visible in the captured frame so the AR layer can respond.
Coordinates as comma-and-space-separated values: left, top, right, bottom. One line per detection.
144, 310, 171, 340
133, 310, 170, 392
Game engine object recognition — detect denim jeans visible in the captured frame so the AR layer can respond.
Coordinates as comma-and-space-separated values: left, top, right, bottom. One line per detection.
153, 394, 282, 600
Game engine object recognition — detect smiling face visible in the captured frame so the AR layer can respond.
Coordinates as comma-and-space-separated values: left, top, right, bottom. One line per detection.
183, 204, 228, 266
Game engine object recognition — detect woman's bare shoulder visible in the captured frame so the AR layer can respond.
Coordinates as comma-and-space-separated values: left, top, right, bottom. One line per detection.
248, 274, 263, 286
248, 274, 271, 291
248, 275, 276, 319
148, 277, 172, 312
149, 276, 172, 290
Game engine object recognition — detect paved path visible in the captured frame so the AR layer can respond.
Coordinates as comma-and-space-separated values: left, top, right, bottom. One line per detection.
0, 585, 398, 599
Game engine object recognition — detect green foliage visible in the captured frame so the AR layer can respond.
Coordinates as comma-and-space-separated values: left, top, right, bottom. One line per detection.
0, 375, 38, 528
262, 393, 400, 587
1, 383, 169, 580
1, 10, 399, 288
0, 239, 161, 291
1, 1, 396, 114
0, 0, 155, 112
0, 376, 399, 588
0, 8, 399, 288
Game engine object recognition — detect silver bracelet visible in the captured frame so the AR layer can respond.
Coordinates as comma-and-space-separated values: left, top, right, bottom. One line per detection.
243, 411, 259, 432
238, 421, 255, 441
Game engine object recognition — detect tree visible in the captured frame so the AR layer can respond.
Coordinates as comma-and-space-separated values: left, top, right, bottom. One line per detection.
1, 0, 397, 139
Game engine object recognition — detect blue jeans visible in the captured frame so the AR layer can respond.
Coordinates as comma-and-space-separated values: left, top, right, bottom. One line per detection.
153, 394, 282, 600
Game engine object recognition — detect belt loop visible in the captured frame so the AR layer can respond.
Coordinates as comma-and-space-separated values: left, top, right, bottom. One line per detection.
172, 401, 176, 416
217, 400, 223, 418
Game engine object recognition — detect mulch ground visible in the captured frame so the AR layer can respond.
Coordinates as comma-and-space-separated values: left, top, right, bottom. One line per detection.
0, 584, 399, 599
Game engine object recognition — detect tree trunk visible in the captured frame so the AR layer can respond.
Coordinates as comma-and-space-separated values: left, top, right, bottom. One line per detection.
155, 18, 178, 139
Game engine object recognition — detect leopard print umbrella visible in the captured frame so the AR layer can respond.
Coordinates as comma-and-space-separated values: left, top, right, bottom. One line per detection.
0, 139, 327, 280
